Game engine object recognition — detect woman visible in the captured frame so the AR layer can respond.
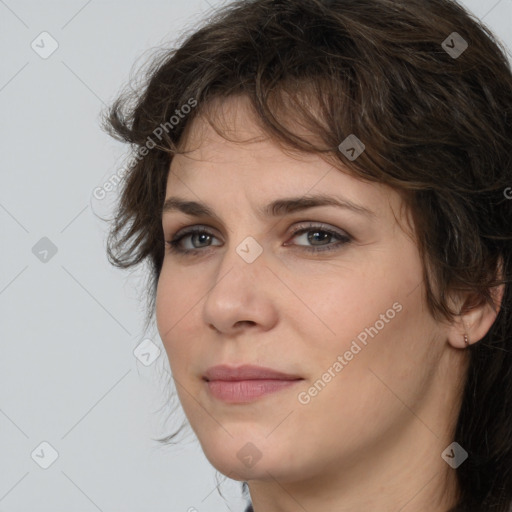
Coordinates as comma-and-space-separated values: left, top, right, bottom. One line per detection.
101, 0, 512, 510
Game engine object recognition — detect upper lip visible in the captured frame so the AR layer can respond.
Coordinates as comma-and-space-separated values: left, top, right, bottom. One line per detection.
203, 364, 303, 382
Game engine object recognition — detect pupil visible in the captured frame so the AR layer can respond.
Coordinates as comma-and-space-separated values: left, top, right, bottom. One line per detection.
308, 231, 329, 245
196, 233, 209, 246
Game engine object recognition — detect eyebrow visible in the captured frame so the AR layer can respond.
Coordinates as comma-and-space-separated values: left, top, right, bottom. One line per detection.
161, 193, 375, 220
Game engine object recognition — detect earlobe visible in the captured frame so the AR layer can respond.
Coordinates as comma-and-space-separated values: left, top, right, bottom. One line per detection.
447, 283, 505, 349
446, 254, 506, 349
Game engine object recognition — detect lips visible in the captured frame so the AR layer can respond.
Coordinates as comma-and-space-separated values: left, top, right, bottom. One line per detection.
203, 364, 303, 382
202, 365, 304, 403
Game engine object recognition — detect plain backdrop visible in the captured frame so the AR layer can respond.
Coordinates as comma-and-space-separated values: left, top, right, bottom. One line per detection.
1, 0, 511, 511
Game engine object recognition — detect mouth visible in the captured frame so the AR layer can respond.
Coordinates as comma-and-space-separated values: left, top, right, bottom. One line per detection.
203, 364, 304, 403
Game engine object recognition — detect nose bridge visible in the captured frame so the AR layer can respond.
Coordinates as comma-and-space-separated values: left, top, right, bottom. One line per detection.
202, 228, 274, 333
213, 231, 267, 292
217, 202, 268, 274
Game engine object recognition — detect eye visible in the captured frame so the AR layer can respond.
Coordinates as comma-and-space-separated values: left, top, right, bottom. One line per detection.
285, 223, 352, 253
165, 226, 222, 256
164, 222, 352, 256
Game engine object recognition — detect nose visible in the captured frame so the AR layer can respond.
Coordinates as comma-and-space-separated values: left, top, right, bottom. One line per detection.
202, 237, 279, 336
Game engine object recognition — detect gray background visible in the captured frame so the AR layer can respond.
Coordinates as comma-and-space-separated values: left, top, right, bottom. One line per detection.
1, 0, 511, 511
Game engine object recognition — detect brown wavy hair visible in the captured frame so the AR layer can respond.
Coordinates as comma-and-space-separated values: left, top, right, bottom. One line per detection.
100, 0, 512, 510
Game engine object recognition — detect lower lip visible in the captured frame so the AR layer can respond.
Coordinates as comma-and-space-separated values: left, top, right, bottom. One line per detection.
205, 379, 302, 403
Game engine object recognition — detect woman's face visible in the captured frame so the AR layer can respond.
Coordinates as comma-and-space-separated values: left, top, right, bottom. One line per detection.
156, 96, 462, 489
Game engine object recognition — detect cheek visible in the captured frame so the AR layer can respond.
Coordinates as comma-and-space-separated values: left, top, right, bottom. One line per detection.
155, 268, 200, 364
290, 295, 433, 463
155, 272, 173, 345
295, 250, 431, 407
293, 262, 407, 354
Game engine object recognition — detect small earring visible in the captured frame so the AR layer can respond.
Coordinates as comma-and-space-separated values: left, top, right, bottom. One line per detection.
463, 333, 470, 346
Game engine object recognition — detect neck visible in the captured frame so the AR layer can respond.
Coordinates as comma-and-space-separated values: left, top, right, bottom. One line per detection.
246, 432, 460, 512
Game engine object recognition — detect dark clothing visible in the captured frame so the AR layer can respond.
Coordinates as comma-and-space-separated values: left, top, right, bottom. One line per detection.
244, 504, 254, 512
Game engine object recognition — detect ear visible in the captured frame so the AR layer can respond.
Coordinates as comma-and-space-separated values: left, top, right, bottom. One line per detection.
446, 259, 505, 349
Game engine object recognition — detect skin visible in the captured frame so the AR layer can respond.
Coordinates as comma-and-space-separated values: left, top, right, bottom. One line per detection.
155, 95, 501, 512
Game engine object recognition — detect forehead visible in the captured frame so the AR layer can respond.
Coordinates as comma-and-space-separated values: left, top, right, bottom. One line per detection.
166, 95, 409, 230
169, 95, 340, 184
175, 93, 329, 160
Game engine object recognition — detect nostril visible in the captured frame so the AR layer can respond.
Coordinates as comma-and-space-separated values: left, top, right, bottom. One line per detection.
208, 324, 221, 333
234, 320, 256, 328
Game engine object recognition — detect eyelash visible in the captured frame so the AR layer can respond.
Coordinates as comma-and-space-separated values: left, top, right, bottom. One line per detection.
164, 223, 352, 257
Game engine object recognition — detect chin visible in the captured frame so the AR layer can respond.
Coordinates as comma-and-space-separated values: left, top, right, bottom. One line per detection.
199, 434, 316, 484
198, 435, 272, 477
